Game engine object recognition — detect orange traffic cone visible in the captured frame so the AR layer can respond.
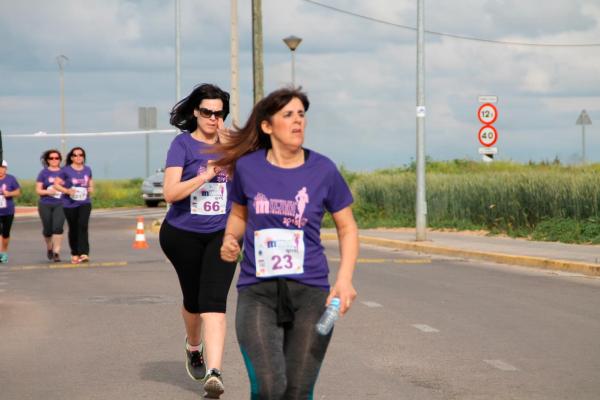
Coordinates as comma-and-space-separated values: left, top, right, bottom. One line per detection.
132, 216, 149, 249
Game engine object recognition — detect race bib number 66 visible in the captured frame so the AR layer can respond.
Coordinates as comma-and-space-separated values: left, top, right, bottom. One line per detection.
190, 182, 227, 215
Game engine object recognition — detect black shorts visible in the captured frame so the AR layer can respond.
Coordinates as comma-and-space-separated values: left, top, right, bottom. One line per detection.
0, 214, 14, 238
159, 220, 238, 314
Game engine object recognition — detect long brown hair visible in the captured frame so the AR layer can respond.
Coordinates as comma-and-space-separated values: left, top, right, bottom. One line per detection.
213, 87, 309, 174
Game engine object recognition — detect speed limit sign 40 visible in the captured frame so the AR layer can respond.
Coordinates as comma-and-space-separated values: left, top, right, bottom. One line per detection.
478, 125, 498, 147
478, 103, 498, 125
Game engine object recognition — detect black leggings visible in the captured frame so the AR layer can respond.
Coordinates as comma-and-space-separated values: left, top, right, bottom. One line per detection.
159, 220, 237, 314
63, 204, 91, 256
0, 215, 14, 238
236, 280, 332, 400
38, 202, 65, 237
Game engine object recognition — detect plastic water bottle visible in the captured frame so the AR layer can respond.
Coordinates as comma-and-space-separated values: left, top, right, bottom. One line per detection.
315, 298, 341, 335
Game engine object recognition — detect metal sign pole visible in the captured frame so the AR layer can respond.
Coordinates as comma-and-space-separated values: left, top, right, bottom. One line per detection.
415, 0, 427, 241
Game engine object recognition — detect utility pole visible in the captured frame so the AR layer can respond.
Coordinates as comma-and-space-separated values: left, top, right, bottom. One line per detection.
230, 0, 240, 125
175, 0, 181, 102
252, 0, 264, 104
56, 55, 69, 156
415, 0, 427, 241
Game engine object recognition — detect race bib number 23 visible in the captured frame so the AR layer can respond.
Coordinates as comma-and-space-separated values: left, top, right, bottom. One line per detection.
254, 228, 305, 278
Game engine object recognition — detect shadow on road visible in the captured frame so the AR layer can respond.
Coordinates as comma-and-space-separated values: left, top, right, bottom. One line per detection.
140, 360, 200, 394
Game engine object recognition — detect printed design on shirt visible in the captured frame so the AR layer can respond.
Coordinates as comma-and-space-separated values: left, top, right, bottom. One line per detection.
196, 163, 228, 183
253, 187, 309, 228
71, 175, 90, 187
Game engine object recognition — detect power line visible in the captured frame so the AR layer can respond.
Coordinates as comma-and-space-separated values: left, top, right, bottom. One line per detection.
4, 129, 177, 138
303, 0, 600, 48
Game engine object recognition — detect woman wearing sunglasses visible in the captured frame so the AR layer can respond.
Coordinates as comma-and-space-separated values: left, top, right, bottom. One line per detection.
35, 149, 65, 262
54, 147, 94, 264
218, 87, 358, 399
159, 83, 238, 398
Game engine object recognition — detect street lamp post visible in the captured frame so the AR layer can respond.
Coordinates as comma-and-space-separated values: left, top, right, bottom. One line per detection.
283, 35, 302, 87
56, 55, 69, 156
576, 109, 592, 164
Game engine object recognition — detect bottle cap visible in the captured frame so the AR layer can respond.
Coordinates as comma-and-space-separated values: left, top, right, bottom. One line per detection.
330, 298, 341, 307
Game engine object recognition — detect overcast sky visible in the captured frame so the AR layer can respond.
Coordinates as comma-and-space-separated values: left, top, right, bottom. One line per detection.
1, 0, 599, 179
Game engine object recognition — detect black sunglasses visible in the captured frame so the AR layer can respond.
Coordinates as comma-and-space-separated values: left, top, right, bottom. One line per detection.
197, 107, 225, 119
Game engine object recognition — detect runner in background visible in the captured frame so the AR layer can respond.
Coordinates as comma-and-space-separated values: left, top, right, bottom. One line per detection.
53, 147, 93, 264
0, 160, 21, 264
35, 149, 65, 262
218, 87, 359, 399
159, 83, 238, 398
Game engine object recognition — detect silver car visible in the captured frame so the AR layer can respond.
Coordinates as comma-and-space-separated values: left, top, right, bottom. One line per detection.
141, 169, 165, 207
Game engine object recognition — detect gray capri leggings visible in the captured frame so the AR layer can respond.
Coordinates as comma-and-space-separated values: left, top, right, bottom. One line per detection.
236, 280, 332, 400
38, 202, 65, 237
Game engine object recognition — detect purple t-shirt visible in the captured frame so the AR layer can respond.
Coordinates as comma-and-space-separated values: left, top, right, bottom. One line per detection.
37, 168, 64, 205
59, 165, 93, 208
0, 174, 21, 216
164, 132, 232, 233
230, 149, 353, 290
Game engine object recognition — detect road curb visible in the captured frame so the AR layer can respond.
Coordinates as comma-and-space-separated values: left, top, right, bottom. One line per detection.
320, 233, 600, 277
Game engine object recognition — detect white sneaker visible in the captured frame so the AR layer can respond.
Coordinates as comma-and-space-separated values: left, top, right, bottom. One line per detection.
203, 368, 224, 399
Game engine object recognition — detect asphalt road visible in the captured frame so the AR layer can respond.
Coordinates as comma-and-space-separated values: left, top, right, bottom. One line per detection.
1, 208, 599, 399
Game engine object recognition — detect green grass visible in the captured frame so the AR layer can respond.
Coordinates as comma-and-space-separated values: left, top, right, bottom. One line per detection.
349, 160, 600, 244
17, 179, 145, 208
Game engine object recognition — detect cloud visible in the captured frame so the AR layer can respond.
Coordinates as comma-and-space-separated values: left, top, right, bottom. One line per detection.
0, 0, 599, 180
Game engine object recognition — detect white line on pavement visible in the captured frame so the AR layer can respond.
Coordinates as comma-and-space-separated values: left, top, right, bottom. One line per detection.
484, 359, 518, 371
361, 301, 383, 308
412, 324, 440, 333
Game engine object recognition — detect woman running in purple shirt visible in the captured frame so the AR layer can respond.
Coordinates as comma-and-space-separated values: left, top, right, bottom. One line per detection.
53, 147, 93, 264
159, 83, 238, 398
35, 149, 65, 262
0, 160, 21, 264
219, 87, 359, 399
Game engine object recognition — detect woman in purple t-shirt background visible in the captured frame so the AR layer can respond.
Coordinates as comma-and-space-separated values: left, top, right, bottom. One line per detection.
35, 149, 65, 263
219, 87, 359, 398
158, 83, 237, 397
53, 147, 94, 264
0, 160, 21, 264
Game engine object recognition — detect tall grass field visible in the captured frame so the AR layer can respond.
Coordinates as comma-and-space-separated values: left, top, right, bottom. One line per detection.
348, 160, 600, 244
18, 178, 144, 209
14, 160, 600, 244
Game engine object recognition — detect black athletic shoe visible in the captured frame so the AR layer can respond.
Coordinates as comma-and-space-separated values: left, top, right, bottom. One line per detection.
203, 368, 224, 399
47, 250, 53, 261
53, 253, 61, 263
185, 338, 205, 381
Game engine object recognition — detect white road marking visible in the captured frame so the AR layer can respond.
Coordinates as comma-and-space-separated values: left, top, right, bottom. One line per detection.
484, 359, 518, 371
412, 324, 440, 333
361, 301, 383, 308
10, 261, 128, 271
549, 271, 587, 278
